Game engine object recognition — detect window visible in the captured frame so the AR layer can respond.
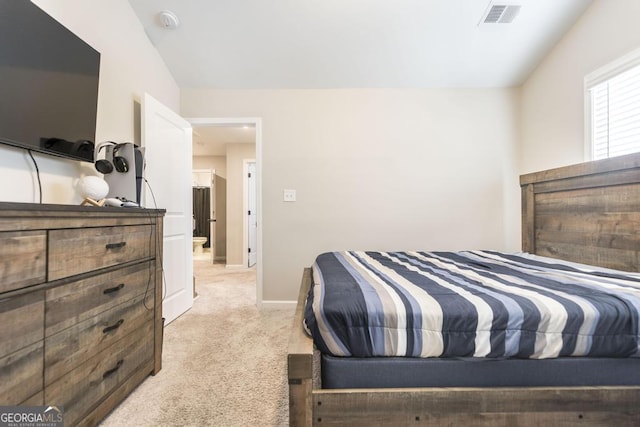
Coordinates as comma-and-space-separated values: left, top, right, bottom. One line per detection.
585, 48, 640, 160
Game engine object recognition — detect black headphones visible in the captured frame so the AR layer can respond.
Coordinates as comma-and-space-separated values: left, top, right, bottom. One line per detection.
95, 142, 129, 174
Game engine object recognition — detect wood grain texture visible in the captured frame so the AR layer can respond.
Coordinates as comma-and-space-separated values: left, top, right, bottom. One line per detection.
0, 204, 164, 426
312, 387, 640, 426
288, 268, 314, 379
520, 151, 640, 186
522, 184, 535, 253
0, 291, 44, 405
288, 268, 314, 427
521, 153, 640, 272
75, 359, 155, 427
45, 292, 154, 384
0, 341, 43, 405
0, 202, 164, 233
0, 290, 44, 358
20, 391, 44, 406
48, 224, 153, 281
45, 261, 154, 336
45, 321, 154, 426
154, 218, 164, 375
0, 231, 46, 292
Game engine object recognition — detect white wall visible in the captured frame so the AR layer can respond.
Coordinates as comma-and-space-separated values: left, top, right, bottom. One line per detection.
0, 0, 179, 204
520, 0, 640, 174
193, 156, 227, 179
181, 88, 520, 301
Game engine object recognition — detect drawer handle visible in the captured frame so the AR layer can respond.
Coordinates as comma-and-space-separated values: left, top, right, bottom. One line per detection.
103, 283, 125, 294
102, 359, 124, 380
102, 319, 124, 334
106, 241, 127, 250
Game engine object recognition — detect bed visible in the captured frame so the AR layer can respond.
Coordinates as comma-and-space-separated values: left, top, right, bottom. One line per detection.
287, 152, 640, 426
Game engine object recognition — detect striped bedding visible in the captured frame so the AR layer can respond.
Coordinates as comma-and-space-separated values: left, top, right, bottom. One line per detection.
304, 251, 640, 359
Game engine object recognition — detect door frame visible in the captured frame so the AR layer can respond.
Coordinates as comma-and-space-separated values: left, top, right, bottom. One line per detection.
244, 159, 257, 267
187, 117, 263, 306
192, 168, 216, 263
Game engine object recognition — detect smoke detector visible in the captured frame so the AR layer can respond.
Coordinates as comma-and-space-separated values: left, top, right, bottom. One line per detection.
157, 10, 180, 29
480, 3, 522, 24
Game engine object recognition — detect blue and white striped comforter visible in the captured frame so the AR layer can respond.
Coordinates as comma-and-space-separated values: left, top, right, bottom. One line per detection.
304, 251, 640, 359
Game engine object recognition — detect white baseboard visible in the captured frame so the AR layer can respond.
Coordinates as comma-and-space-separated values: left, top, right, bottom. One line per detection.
224, 264, 246, 269
260, 300, 297, 310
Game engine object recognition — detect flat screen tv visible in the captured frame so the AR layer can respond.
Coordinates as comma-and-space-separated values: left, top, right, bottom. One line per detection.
0, 0, 100, 163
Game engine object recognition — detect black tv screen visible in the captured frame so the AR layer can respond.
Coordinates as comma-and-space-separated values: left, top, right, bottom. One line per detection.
0, 0, 100, 162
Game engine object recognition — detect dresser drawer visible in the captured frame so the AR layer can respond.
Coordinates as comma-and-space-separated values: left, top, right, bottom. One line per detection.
0, 291, 45, 404
0, 231, 46, 293
45, 293, 154, 384
48, 225, 153, 280
45, 321, 154, 426
0, 341, 43, 405
45, 261, 154, 336
0, 291, 44, 359
20, 391, 44, 406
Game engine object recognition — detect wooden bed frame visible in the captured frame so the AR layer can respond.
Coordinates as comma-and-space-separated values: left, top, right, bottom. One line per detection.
288, 152, 640, 426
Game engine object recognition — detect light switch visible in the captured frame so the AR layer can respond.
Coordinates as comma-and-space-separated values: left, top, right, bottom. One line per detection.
283, 189, 296, 202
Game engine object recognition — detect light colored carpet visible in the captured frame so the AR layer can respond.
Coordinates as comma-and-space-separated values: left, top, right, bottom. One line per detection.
99, 260, 294, 427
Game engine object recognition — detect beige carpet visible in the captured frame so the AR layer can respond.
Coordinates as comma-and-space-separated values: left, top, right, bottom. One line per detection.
99, 260, 294, 427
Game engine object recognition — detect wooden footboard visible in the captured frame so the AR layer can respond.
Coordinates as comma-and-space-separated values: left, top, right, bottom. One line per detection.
288, 268, 640, 426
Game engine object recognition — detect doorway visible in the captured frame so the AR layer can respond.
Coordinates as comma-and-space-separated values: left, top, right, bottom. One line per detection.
246, 161, 257, 267
192, 169, 215, 263
188, 117, 263, 305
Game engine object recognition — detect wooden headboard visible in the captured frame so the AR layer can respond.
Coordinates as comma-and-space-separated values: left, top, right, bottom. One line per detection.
520, 152, 640, 272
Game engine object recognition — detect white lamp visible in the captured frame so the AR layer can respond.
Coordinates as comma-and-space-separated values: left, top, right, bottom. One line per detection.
78, 175, 109, 206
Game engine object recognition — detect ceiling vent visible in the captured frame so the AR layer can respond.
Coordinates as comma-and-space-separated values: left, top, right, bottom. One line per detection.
481, 3, 522, 24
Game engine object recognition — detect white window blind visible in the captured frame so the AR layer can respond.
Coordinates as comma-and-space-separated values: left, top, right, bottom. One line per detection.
589, 63, 640, 160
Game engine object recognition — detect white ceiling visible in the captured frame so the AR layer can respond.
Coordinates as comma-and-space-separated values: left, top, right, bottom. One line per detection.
128, 0, 593, 154
128, 0, 593, 90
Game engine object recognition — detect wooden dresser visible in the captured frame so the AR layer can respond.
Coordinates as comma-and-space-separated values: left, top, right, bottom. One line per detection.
0, 202, 164, 426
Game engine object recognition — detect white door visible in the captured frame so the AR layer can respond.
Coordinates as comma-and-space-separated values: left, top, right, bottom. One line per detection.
247, 161, 257, 267
142, 93, 193, 325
